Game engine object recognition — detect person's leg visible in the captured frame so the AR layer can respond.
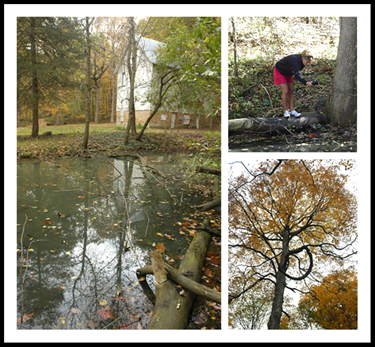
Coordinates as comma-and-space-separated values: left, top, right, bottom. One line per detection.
278, 84, 289, 111
287, 83, 294, 111
287, 82, 301, 117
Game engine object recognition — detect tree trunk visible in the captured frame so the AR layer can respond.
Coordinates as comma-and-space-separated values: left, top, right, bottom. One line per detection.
30, 17, 39, 138
110, 70, 116, 123
324, 17, 357, 127
268, 230, 289, 329
228, 112, 327, 136
94, 79, 100, 124
124, 17, 137, 144
144, 230, 211, 329
55, 81, 60, 126
83, 17, 92, 149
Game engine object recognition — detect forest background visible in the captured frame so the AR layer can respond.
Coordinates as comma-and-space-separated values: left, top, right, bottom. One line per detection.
5, 3, 371, 344
228, 16, 340, 119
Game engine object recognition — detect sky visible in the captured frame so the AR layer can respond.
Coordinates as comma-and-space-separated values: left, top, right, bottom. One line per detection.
5, 3, 371, 344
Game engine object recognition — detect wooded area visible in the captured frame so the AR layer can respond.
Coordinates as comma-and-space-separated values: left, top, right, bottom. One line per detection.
228, 17, 357, 141
17, 17, 221, 142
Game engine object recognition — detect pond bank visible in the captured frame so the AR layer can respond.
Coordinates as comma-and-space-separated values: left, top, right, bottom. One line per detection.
17, 130, 221, 161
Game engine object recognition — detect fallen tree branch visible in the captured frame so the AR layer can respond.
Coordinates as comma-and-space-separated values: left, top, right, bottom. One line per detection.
195, 166, 221, 176
137, 261, 221, 304
196, 197, 221, 211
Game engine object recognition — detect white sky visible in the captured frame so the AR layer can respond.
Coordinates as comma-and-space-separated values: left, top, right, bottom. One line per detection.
5, 3, 371, 344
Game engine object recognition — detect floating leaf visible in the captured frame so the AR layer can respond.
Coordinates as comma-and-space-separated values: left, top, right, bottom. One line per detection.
77, 196, 85, 199
17, 312, 34, 323
43, 209, 48, 212
155, 243, 166, 253
71, 276, 78, 279
65, 251, 71, 255
28, 248, 34, 252
97, 308, 114, 322
99, 300, 108, 306
44, 219, 52, 224
71, 308, 80, 314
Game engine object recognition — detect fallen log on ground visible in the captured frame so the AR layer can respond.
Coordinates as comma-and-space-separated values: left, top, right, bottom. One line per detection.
195, 166, 221, 176
195, 166, 221, 212
136, 262, 221, 304
137, 230, 212, 329
196, 197, 221, 212
228, 112, 327, 136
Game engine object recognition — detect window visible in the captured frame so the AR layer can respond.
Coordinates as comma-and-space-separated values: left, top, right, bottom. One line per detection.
183, 114, 190, 125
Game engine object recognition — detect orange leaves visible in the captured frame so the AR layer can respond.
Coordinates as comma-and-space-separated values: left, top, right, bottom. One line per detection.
155, 243, 166, 253
299, 269, 358, 329
97, 307, 114, 322
17, 312, 34, 323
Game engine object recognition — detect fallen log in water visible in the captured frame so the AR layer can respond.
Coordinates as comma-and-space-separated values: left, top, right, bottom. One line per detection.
136, 230, 214, 329
228, 112, 327, 136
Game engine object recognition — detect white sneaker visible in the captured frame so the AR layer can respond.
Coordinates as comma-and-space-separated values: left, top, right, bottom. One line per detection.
289, 110, 301, 117
284, 110, 290, 118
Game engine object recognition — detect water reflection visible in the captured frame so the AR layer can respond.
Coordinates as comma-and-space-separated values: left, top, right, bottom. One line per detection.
17, 155, 207, 329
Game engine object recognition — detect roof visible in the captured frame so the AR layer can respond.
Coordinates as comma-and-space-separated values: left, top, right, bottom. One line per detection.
114, 36, 165, 74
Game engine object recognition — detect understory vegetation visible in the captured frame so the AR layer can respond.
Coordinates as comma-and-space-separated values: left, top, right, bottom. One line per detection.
228, 17, 339, 119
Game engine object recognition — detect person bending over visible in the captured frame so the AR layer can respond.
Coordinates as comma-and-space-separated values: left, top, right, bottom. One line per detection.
274, 50, 314, 118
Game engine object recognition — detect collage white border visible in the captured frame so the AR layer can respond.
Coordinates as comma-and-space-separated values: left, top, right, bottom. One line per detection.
5, 4, 371, 343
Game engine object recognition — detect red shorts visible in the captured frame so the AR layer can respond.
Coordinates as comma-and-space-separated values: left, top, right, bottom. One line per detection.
273, 67, 293, 84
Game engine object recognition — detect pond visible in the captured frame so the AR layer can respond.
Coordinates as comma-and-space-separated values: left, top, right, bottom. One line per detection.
229, 136, 357, 152
17, 155, 221, 330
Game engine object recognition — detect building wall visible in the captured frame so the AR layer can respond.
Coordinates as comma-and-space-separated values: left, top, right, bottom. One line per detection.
116, 109, 221, 130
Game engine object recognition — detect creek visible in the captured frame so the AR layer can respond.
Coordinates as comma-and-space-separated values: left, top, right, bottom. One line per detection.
17, 154, 219, 330
229, 136, 357, 152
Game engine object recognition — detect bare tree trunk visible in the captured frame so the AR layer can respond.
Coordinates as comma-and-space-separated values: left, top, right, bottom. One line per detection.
324, 17, 357, 127
124, 17, 137, 144
268, 231, 289, 329
94, 79, 100, 124
83, 17, 93, 149
55, 81, 60, 126
110, 70, 116, 123
231, 18, 238, 78
30, 17, 39, 138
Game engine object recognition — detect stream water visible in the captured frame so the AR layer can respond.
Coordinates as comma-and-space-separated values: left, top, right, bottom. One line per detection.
17, 155, 220, 330
229, 136, 357, 152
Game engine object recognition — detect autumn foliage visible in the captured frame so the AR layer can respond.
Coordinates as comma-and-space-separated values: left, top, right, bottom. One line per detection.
228, 159, 357, 329
298, 269, 358, 329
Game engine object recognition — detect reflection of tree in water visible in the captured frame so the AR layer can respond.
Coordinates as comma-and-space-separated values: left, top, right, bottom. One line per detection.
17, 156, 201, 329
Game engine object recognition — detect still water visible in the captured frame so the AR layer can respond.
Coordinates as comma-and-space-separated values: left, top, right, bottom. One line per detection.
17, 155, 214, 329
229, 137, 357, 152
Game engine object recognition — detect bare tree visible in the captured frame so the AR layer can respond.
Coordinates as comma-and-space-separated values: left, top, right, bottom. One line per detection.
83, 17, 94, 149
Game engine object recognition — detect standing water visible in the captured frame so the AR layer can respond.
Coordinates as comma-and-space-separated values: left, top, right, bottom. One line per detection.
17, 155, 219, 329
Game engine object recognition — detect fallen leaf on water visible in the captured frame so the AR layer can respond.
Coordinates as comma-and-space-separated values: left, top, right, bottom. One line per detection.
44, 220, 52, 224
71, 276, 78, 279
204, 268, 214, 278
97, 308, 114, 322
155, 243, 166, 252
17, 312, 34, 323
99, 300, 108, 306
71, 308, 80, 314
65, 251, 71, 255
77, 196, 85, 199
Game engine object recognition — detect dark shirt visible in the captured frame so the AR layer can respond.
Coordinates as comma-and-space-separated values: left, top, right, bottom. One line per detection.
275, 54, 307, 84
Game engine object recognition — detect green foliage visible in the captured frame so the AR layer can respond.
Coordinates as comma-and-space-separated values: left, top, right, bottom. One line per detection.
143, 17, 221, 120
